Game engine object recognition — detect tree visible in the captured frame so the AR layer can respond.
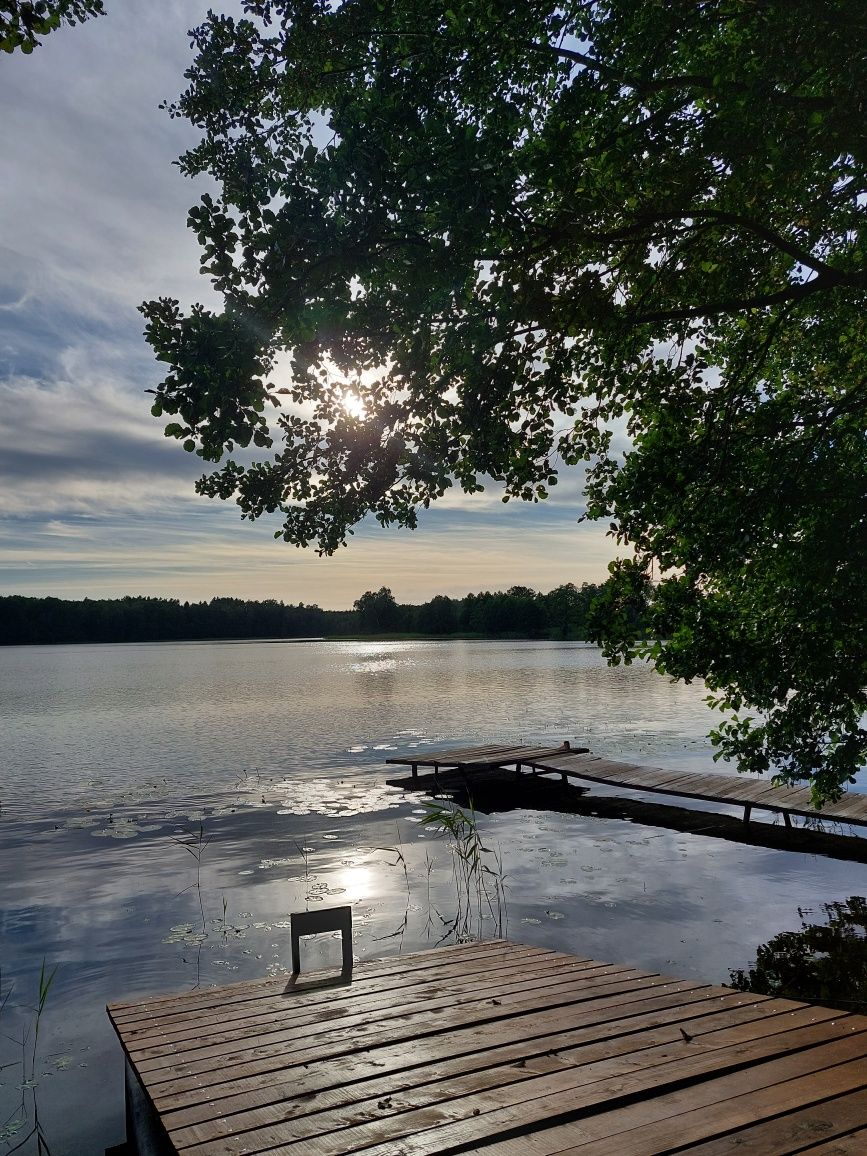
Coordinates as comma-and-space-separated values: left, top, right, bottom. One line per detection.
543, 582, 601, 640
353, 587, 402, 633
143, 0, 867, 800
417, 594, 458, 635
0, 1, 104, 53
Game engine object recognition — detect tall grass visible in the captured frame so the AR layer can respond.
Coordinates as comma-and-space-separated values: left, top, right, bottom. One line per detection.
0, 960, 56, 1154
419, 799, 508, 942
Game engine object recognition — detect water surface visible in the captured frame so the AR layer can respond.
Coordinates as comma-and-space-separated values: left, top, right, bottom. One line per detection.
1, 640, 865, 1153
1, 639, 730, 816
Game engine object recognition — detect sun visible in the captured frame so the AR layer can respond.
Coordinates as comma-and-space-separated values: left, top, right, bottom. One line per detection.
340, 389, 367, 420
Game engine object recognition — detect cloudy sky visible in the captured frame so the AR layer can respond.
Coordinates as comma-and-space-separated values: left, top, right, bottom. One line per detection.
0, 1, 618, 609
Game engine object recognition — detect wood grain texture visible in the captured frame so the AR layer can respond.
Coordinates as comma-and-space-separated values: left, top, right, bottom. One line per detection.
110, 940, 867, 1155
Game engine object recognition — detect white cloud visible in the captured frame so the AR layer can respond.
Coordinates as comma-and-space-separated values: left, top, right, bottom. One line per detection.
0, 509, 619, 606
0, 0, 619, 602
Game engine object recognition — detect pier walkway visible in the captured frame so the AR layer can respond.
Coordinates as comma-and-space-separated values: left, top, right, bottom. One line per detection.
385, 744, 867, 829
110, 938, 867, 1154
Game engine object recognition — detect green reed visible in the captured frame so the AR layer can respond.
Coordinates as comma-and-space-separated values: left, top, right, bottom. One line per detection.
419, 799, 508, 941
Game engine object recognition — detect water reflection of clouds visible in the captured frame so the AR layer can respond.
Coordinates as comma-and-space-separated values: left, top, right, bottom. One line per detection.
5, 744, 867, 1151
6, 764, 867, 1153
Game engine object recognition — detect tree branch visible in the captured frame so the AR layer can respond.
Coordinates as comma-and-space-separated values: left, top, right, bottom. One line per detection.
545, 209, 863, 287
629, 274, 833, 324
548, 43, 834, 110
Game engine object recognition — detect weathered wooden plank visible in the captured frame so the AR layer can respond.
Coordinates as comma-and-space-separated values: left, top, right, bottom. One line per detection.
458, 748, 573, 768
156, 980, 725, 1114
167, 1002, 841, 1151
385, 744, 555, 767
535, 754, 602, 771
802, 1128, 867, 1154
141, 967, 674, 1088
631, 771, 704, 789
384, 743, 867, 831
562, 1054, 867, 1155
387, 744, 573, 770
119, 946, 580, 1048
177, 1017, 867, 1155
109, 934, 503, 1014
573, 759, 645, 777
667, 1087, 867, 1154
130, 958, 632, 1066
679, 777, 772, 802
111, 940, 867, 1156
521, 751, 867, 828
413, 1036, 867, 1156
268, 1032, 867, 1156
159, 988, 773, 1135
155, 984, 832, 1119
590, 768, 669, 789
174, 1015, 850, 1154
762, 785, 818, 806
821, 795, 867, 821
617, 771, 721, 794
109, 938, 523, 1026
385, 744, 517, 766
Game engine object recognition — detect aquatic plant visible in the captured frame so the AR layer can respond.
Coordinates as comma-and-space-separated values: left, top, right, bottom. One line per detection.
420, 799, 508, 941
0, 959, 57, 1154
173, 822, 212, 934
293, 840, 311, 907
27, 963, 55, 1087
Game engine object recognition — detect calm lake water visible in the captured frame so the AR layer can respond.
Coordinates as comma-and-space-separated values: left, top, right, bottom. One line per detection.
1, 639, 866, 1154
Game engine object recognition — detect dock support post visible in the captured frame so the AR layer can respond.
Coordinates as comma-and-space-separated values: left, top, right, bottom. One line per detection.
743, 804, 752, 826
783, 811, 792, 829
411, 762, 418, 780
515, 762, 522, 780
125, 1059, 173, 1155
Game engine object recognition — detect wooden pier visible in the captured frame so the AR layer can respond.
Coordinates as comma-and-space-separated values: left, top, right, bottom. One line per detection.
386, 744, 867, 830
109, 938, 867, 1154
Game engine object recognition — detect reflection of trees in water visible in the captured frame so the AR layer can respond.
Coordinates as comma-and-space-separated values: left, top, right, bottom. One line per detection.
731, 897, 867, 1013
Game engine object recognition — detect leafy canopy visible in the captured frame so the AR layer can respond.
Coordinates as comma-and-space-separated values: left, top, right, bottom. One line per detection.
0, 1, 105, 53
143, 0, 867, 800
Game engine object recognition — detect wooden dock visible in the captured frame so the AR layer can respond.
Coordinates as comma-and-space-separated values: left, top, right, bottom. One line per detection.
386, 743, 589, 778
109, 939, 867, 1154
386, 744, 867, 830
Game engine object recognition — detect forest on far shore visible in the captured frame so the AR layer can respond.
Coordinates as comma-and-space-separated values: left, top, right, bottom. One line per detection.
0, 582, 629, 645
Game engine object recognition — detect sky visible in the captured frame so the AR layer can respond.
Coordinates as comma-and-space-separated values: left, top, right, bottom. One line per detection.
0, 1, 619, 610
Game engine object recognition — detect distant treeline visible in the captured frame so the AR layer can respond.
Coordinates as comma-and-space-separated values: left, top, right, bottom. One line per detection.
0, 582, 629, 645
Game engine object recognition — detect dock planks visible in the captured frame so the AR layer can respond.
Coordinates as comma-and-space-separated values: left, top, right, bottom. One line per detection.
386, 745, 867, 830
109, 940, 867, 1154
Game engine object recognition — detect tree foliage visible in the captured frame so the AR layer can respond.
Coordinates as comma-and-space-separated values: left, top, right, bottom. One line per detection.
0, 1, 104, 53
143, 0, 867, 799
0, 584, 606, 644
353, 585, 402, 633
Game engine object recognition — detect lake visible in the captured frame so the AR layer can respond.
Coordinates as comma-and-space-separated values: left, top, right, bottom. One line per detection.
2, 639, 866, 1153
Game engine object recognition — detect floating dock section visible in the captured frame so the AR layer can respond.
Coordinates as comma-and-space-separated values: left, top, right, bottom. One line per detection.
109, 939, 867, 1154
386, 744, 867, 829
